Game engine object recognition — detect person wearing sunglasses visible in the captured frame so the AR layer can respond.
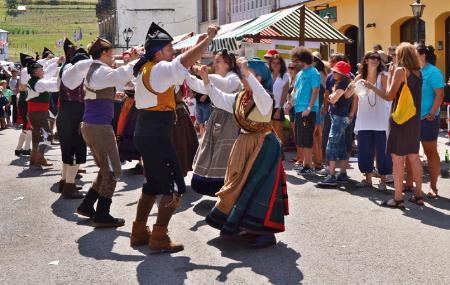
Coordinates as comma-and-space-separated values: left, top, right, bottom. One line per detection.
350, 51, 393, 190
185, 49, 242, 197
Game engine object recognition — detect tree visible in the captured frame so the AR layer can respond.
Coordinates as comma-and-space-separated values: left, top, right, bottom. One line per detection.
6, 0, 18, 16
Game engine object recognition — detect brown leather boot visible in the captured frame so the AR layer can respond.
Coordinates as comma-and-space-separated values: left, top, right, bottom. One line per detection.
35, 152, 53, 167
149, 225, 184, 253
130, 221, 151, 247
62, 183, 84, 199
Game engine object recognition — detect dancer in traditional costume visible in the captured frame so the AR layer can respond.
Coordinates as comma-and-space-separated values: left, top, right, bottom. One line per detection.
198, 58, 289, 247
75, 38, 138, 228
129, 22, 219, 253
185, 49, 241, 196
57, 42, 92, 199
15, 53, 33, 157
26, 59, 62, 168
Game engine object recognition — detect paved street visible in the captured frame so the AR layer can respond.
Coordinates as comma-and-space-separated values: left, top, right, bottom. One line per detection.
1, 127, 449, 285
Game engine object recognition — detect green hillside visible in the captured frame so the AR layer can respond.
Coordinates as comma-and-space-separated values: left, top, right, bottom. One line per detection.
1, 0, 99, 62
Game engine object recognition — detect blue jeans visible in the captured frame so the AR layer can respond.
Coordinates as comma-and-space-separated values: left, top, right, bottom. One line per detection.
196, 103, 211, 124
357, 130, 392, 175
326, 115, 350, 161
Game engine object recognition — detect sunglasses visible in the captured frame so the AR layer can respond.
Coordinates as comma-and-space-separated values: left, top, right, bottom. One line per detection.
368, 56, 380, 61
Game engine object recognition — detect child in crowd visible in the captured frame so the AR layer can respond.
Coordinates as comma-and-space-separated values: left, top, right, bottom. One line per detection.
186, 88, 197, 124
0, 87, 7, 129
318, 61, 353, 187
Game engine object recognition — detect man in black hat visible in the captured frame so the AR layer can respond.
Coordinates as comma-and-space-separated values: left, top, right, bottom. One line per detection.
26, 58, 63, 168
56, 47, 92, 199
15, 53, 34, 157
130, 22, 219, 253
75, 38, 139, 228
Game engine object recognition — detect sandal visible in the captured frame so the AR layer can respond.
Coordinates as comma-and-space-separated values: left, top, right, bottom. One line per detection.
426, 189, 439, 199
403, 186, 414, 193
409, 195, 425, 206
381, 198, 405, 209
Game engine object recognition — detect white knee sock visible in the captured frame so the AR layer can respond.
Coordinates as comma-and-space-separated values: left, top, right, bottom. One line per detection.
24, 130, 32, 151
66, 164, 79, 184
16, 132, 26, 151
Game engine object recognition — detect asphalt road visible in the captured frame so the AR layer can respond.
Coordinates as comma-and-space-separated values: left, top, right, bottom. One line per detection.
1, 127, 449, 285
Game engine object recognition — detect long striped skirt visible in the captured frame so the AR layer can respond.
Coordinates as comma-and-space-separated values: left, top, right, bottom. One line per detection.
206, 132, 288, 235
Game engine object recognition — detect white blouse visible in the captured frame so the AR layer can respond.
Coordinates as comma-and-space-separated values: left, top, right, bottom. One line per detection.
185, 71, 241, 95
272, 73, 290, 108
204, 73, 272, 116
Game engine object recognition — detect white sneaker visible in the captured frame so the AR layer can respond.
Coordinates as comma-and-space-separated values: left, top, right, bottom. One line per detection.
317, 167, 329, 176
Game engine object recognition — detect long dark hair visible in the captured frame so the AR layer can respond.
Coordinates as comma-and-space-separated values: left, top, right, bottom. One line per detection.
216, 49, 241, 78
268, 54, 287, 78
416, 43, 436, 65
361, 51, 385, 80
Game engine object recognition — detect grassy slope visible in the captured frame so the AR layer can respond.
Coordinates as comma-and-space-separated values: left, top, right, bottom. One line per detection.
1, 0, 99, 62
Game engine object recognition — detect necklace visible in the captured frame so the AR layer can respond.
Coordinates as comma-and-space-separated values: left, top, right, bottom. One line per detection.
366, 77, 377, 107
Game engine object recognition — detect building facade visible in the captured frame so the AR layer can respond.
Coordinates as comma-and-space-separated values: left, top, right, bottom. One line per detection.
304, 0, 450, 79
98, 0, 198, 49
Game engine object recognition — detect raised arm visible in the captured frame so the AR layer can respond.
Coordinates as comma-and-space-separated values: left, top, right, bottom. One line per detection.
62, 59, 93, 90
34, 77, 60, 93
102, 59, 138, 87
198, 66, 235, 113
180, 26, 219, 69
245, 72, 273, 115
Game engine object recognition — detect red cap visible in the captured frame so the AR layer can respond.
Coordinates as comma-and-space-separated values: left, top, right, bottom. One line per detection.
264, 49, 279, 58
331, 61, 351, 78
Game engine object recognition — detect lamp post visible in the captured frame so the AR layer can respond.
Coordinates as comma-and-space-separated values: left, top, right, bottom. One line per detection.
323, 13, 334, 59
122, 27, 133, 50
410, 0, 425, 44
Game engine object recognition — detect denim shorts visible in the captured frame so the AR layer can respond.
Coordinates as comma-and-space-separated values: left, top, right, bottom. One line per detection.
326, 115, 350, 161
196, 103, 211, 124
420, 117, 440, 142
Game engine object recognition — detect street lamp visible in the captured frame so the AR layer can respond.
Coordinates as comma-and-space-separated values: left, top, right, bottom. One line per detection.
323, 13, 335, 59
122, 27, 133, 50
410, 0, 425, 44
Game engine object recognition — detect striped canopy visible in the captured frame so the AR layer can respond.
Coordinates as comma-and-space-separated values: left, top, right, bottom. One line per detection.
211, 5, 349, 52
173, 34, 205, 50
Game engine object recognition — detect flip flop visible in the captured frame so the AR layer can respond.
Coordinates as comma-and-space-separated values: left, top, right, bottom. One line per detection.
381, 198, 405, 209
409, 195, 425, 206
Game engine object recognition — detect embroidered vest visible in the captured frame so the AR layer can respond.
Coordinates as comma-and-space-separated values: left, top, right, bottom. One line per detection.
26, 77, 50, 103
135, 61, 176, 111
84, 62, 116, 101
59, 64, 86, 103
233, 91, 272, 133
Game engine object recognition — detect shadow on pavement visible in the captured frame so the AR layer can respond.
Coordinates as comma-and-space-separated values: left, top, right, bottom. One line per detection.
78, 228, 145, 262
206, 238, 303, 284
16, 167, 59, 178
189, 199, 215, 232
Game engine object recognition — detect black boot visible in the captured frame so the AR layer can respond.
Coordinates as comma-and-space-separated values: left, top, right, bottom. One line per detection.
76, 188, 99, 218
92, 196, 125, 228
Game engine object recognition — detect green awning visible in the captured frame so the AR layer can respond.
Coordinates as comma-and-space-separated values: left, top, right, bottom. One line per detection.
212, 5, 349, 52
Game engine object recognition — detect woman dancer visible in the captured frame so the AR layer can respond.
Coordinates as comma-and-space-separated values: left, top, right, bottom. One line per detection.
186, 49, 242, 196
199, 58, 288, 247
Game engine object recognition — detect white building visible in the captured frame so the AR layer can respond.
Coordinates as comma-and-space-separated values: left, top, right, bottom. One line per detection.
0, 29, 9, 61
98, 0, 198, 49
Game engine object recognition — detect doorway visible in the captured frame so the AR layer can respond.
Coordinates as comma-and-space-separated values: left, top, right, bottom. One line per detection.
344, 26, 358, 74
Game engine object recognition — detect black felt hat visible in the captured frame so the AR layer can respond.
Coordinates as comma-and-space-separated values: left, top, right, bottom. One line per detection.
27, 60, 43, 75
71, 48, 90, 65
20, 53, 34, 67
144, 22, 173, 57
42, 47, 54, 59
63, 38, 77, 61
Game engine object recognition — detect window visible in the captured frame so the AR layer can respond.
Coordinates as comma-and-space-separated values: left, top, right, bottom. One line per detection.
201, 0, 209, 22
400, 18, 425, 43
212, 0, 217, 20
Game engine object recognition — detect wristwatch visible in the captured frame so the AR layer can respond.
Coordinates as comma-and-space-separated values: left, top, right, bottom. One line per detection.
306, 106, 312, 111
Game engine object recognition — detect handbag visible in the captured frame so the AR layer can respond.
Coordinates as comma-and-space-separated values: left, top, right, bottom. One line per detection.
392, 68, 416, 124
